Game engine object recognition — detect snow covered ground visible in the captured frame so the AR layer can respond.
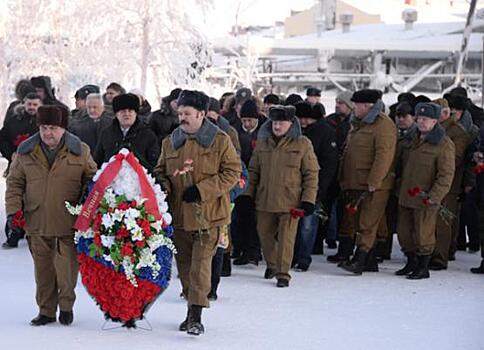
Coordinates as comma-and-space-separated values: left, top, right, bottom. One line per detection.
0, 158, 483, 350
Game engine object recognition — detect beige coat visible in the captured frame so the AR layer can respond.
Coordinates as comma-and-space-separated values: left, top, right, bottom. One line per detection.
5, 132, 97, 236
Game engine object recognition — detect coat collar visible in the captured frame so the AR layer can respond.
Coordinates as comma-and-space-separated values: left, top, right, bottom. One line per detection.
419, 123, 445, 145
17, 131, 82, 156
170, 119, 220, 150
351, 99, 384, 125
257, 117, 303, 140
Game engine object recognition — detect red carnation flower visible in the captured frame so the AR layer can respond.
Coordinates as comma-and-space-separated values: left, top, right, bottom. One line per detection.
118, 202, 130, 211
407, 187, 422, 197
116, 227, 130, 240
251, 139, 257, 150
130, 200, 137, 208
345, 206, 358, 215
121, 242, 134, 257
423, 198, 430, 206
14, 134, 29, 146
289, 208, 305, 219
11, 210, 25, 229
135, 240, 145, 248
93, 234, 102, 247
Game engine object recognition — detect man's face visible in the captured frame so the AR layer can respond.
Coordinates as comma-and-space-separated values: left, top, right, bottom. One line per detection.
354, 102, 372, 119
451, 109, 463, 121
35, 88, 46, 101
263, 103, 274, 115
105, 88, 120, 104
417, 116, 437, 133
299, 117, 316, 129
178, 105, 205, 134
272, 120, 292, 137
24, 98, 42, 116
206, 110, 219, 120
170, 100, 178, 112
306, 95, 320, 105
335, 99, 351, 116
241, 117, 258, 131
439, 108, 451, 123
116, 109, 137, 129
39, 125, 65, 149
397, 114, 414, 129
86, 99, 104, 119
75, 98, 86, 110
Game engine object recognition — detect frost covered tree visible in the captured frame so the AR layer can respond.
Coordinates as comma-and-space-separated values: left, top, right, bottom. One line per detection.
0, 0, 213, 119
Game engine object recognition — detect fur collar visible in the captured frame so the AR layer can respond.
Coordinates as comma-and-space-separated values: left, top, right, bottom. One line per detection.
350, 100, 384, 125
17, 131, 82, 155
170, 119, 219, 150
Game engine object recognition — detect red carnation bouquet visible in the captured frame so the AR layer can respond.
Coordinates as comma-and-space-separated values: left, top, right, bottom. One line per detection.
407, 186, 456, 225
345, 191, 369, 216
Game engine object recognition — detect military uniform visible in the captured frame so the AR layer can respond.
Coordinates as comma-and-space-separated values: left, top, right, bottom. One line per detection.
397, 103, 455, 279
6, 130, 96, 322
154, 119, 240, 307
247, 108, 319, 285
338, 98, 396, 271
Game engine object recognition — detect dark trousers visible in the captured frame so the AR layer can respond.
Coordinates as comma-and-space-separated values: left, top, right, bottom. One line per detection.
232, 198, 261, 260
210, 247, 224, 294
458, 191, 480, 251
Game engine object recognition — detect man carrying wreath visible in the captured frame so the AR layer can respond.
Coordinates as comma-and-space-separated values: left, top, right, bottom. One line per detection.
5, 105, 97, 326
154, 90, 241, 335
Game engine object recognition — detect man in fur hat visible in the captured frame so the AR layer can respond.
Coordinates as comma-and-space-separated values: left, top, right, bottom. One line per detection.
246, 105, 319, 287
5, 105, 97, 325
154, 90, 241, 335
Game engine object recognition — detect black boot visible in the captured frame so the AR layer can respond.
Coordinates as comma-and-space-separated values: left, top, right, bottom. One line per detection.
233, 255, 250, 266
264, 268, 275, 279
187, 305, 204, 336
179, 306, 190, 331
407, 255, 431, 280
221, 252, 231, 277
470, 259, 484, 274
395, 253, 418, 276
30, 314, 56, 326
207, 289, 218, 301
363, 249, 379, 272
276, 278, 289, 287
327, 236, 354, 263
338, 248, 368, 275
59, 311, 73, 325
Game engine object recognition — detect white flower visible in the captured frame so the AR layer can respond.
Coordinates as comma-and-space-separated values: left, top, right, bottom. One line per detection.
65, 202, 82, 215
150, 220, 163, 233
74, 228, 95, 243
101, 235, 115, 248
104, 188, 117, 208
125, 217, 138, 231
132, 227, 144, 241
103, 254, 113, 263
111, 209, 125, 223
101, 213, 114, 229
162, 212, 172, 226
125, 208, 140, 221
122, 256, 138, 287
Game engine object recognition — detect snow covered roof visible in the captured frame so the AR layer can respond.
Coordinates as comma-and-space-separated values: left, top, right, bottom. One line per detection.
246, 20, 484, 56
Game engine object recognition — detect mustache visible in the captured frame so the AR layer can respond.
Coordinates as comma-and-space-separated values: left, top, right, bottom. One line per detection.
180, 120, 189, 125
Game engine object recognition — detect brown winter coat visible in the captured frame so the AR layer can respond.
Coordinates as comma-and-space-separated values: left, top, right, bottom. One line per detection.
339, 101, 397, 191
154, 120, 241, 232
5, 132, 97, 236
398, 124, 455, 208
246, 119, 319, 212
441, 116, 470, 194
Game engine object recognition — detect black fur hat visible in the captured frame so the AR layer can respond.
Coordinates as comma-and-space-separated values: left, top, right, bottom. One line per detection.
112, 93, 140, 113
177, 90, 209, 113
269, 105, 296, 121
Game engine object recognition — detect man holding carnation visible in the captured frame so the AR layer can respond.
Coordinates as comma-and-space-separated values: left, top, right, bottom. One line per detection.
154, 90, 241, 336
5, 105, 97, 326
397, 102, 455, 279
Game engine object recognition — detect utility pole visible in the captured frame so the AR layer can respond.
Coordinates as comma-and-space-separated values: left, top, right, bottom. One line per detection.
454, 0, 477, 85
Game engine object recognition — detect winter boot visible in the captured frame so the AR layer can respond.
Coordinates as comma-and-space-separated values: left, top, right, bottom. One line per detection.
276, 278, 289, 288
30, 314, 56, 326
178, 306, 190, 331
363, 248, 379, 272
187, 305, 204, 336
338, 248, 368, 275
221, 252, 231, 277
264, 268, 275, 279
470, 259, 484, 274
327, 236, 354, 263
207, 290, 218, 301
233, 255, 250, 266
395, 253, 418, 276
407, 255, 431, 280
59, 311, 73, 325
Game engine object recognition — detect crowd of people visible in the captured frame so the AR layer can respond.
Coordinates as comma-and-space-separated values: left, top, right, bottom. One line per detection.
1, 75, 484, 335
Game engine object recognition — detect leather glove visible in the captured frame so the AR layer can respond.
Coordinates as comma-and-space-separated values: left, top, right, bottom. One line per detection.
182, 185, 201, 203
300, 202, 315, 217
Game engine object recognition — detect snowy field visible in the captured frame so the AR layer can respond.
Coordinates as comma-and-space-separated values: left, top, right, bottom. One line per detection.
0, 158, 483, 350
